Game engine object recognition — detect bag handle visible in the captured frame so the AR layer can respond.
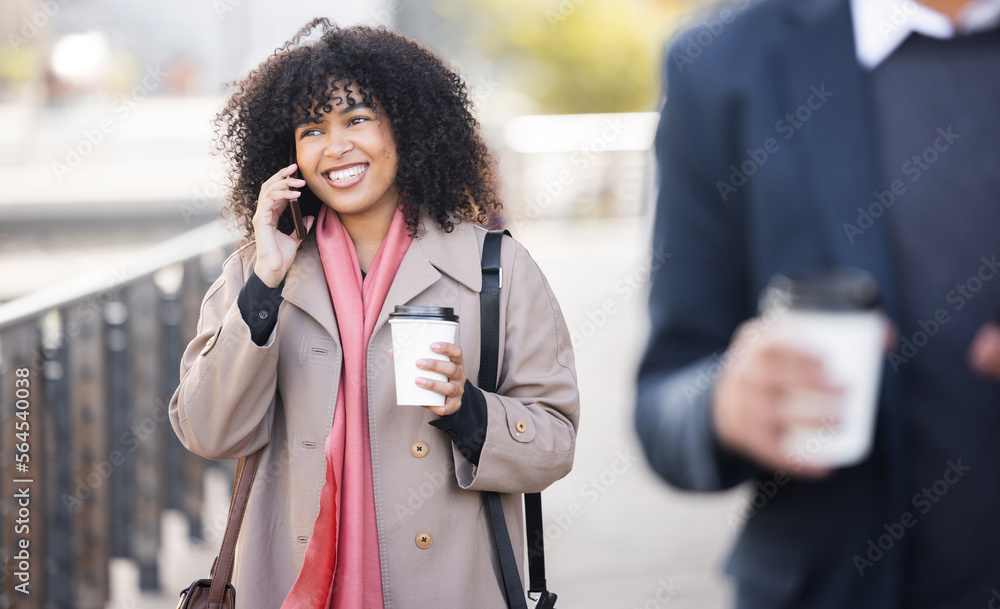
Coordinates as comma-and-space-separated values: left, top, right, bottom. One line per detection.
207, 449, 262, 607
479, 230, 554, 609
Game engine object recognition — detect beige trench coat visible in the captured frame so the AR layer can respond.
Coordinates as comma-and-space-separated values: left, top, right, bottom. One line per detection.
169, 216, 580, 608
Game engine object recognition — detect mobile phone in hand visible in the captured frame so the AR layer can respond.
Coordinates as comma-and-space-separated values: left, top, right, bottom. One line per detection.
288, 143, 306, 239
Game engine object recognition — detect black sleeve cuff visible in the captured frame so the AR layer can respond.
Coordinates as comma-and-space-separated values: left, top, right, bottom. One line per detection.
429, 380, 488, 466
237, 271, 284, 347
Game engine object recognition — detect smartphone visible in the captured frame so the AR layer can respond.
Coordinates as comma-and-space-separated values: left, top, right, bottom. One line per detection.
288, 143, 307, 239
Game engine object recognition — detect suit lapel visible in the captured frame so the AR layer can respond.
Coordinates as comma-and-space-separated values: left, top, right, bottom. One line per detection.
779, 0, 899, 317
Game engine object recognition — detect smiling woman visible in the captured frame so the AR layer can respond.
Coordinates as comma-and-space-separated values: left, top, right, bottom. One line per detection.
216, 21, 499, 244
170, 17, 580, 609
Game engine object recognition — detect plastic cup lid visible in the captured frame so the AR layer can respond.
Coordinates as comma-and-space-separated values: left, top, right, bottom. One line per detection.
388, 305, 459, 322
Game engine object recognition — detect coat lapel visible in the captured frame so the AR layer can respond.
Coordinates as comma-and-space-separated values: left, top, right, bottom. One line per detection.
281, 238, 341, 343
778, 0, 899, 317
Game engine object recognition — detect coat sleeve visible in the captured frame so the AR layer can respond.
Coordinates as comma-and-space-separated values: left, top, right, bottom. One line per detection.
169, 244, 281, 460
634, 42, 760, 492
451, 237, 580, 494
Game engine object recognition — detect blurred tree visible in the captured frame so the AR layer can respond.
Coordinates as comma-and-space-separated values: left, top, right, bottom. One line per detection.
435, 0, 681, 114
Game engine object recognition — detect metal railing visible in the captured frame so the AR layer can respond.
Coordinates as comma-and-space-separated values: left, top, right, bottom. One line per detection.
0, 221, 236, 608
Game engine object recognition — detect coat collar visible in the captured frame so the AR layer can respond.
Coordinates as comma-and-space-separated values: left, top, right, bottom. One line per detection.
280, 214, 484, 341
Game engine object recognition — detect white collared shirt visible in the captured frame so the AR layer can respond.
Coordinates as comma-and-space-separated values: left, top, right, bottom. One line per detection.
850, 0, 1000, 69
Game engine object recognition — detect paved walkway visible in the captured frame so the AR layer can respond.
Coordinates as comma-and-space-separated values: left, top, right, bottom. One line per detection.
110, 217, 747, 609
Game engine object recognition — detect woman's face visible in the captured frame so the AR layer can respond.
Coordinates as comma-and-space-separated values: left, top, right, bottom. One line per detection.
294, 87, 401, 223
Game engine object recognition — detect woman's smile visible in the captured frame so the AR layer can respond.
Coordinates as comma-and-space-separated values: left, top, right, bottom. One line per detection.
324, 162, 368, 188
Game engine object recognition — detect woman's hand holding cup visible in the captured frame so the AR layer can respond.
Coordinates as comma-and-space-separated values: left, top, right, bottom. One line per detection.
253, 163, 314, 287
415, 342, 467, 416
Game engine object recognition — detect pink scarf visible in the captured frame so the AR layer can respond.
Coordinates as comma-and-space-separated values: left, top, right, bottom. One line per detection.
281, 205, 412, 609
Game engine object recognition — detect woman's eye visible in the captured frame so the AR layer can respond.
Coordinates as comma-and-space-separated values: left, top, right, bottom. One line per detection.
348, 116, 370, 126
302, 128, 321, 137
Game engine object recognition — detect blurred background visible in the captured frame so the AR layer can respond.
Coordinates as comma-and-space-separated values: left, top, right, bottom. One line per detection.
0, 0, 749, 607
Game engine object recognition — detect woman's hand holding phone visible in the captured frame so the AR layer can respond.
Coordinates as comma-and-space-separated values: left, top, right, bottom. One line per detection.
252, 163, 314, 288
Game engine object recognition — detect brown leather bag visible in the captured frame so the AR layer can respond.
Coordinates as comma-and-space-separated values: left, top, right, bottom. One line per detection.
176, 450, 262, 609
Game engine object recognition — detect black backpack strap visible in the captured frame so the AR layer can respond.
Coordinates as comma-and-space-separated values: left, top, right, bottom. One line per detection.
525, 492, 548, 598
479, 230, 556, 609
478, 229, 508, 392
479, 230, 528, 609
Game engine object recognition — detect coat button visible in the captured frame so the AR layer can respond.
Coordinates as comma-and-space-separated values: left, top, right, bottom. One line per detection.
415, 532, 433, 549
410, 441, 429, 458
205, 336, 216, 347
516, 420, 528, 433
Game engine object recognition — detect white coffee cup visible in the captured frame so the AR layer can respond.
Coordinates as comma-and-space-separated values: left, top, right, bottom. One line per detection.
760, 268, 886, 468
388, 306, 459, 407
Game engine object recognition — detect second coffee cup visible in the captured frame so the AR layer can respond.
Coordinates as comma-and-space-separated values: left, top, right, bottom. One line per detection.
760, 268, 886, 468
388, 305, 459, 407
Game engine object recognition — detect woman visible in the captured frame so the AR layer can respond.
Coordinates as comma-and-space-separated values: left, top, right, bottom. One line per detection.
169, 18, 580, 609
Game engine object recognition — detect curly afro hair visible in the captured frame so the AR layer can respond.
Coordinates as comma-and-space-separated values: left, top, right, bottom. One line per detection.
215, 18, 501, 241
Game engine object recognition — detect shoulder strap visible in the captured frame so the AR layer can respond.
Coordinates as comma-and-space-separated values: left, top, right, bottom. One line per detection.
479, 230, 552, 609
208, 449, 262, 604
480, 230, 527, 609
477, 229, 508, 391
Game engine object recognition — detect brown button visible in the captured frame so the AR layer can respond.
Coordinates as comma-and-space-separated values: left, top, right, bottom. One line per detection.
410, 441, 429, 458
205, 336, 216, 347
415, 532, 432, 549
516, 420, 528, 433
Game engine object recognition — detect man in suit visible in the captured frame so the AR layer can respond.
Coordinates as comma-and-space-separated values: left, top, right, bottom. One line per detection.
635, 0, 1000, 606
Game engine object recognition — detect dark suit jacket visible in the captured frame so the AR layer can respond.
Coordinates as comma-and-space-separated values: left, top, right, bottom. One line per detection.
636, 0, 911, 606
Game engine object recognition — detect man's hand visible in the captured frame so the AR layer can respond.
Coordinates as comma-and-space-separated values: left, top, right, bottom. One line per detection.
712, 321, 842, 478
968, 322, 1000, 379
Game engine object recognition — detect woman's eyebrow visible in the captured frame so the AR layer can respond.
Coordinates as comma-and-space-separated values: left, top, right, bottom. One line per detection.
338, 100, 376, 115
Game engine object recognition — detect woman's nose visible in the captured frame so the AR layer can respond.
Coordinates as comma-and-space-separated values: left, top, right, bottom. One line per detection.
324, 128, 354, 157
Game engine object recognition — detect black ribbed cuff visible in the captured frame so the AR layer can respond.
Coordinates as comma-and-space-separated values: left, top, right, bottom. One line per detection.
237, 271, 284, 346
429, 380, 488, 465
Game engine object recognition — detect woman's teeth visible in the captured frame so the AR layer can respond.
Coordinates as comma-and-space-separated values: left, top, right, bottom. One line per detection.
327, 165, 366, 181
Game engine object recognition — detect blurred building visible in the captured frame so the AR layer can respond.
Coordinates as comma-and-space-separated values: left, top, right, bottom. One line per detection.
0, 0, 390, 303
